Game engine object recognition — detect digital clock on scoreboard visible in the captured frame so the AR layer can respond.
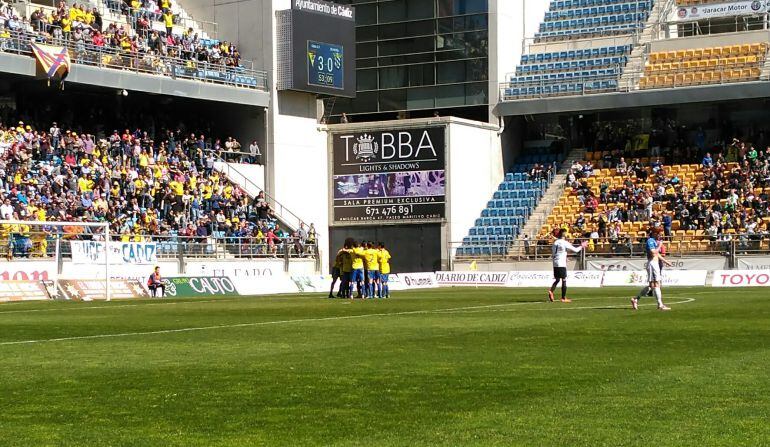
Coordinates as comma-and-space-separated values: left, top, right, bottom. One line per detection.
307, 41, 344, 90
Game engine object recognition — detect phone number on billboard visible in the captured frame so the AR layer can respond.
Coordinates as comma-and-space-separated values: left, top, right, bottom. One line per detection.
335, 203, 444, 222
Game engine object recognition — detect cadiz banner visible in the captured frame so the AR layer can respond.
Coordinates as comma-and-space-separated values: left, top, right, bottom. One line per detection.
676, 0, 769, 21
162, 277, 239, 297
70, 241, 158, 265
331, 126, 446, 224
711, 270, 770, 287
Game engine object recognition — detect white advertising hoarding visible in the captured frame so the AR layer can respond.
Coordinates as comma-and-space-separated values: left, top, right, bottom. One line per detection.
711, 270, 770, 287
60, 261, 180, 281
736, 257, 770, 271
587, 257, 727, 271
676, 0, 768, 21
506, 271, 604, 288
185, 260, 297, 295
603, 270, 708, 287
398, 272, 439, 289
435, 271, 510, 287
0, 261, 58, 281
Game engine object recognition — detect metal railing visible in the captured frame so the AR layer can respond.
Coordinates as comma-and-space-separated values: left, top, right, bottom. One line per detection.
0, 31, 268, 91
209, 150, 307, 233
24, 0, 218, 39
451, 234, 770, 264
2, 233, 319, 261
499, 58, 766, 101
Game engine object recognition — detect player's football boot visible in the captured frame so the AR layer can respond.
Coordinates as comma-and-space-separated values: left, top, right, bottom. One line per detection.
547, 290, 554, 302
560, 298, 572, 303
658, 305, 671, 311
631, 297, 638, 310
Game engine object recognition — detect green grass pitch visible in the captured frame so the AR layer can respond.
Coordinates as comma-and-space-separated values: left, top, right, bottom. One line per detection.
0, 287, 768, 446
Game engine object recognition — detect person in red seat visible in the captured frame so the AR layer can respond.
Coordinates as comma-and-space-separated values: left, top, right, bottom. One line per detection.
147, 266, 165, 297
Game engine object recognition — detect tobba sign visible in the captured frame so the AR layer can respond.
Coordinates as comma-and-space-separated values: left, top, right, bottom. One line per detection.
331, 126, 446, 224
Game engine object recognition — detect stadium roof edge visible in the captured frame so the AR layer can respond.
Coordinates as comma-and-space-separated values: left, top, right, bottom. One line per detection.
322, 116, 500, 132
0, 52, 270, 108
496, 82, 770, 117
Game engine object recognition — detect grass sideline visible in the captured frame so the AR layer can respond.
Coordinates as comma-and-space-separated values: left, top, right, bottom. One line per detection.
0, 287, 768, 446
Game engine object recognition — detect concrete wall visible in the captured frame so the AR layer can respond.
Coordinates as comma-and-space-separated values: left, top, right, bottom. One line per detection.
650, 29, 770, 52
489, 0, 552, 121
447, 118, 505, 246
182, 0, 276, 72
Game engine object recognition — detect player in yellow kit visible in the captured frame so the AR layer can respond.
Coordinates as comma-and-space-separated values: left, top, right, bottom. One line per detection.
364, 242, 380, 299
349, 240, 366, 299
377, 242, 392, 298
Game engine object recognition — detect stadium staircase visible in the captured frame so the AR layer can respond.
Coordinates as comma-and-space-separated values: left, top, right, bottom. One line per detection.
211, 157, 306, 233
454, 152, 565, 258
618, 0, 673, 91
516, 147, 586, 246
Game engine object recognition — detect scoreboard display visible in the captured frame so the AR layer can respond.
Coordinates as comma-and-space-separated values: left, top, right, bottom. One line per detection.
307, 41, 344, 90
278, 0, 356, 98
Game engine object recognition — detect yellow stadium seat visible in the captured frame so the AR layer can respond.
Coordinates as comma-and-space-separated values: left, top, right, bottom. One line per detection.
707, 58, 718, 69
730, 45, 741, 56
693, 72, 704, 84
675, 50, 686, 60
751, 67, 760, 78
693, 48, 703, 59
712, 47, 723, 57
683, 72, 694, 85
741, 44, 751, 56
674, 73, 685, 85
684, 49, 695, 60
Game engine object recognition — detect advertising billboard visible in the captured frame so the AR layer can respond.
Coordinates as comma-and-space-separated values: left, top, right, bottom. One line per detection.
330, 126, 447, 224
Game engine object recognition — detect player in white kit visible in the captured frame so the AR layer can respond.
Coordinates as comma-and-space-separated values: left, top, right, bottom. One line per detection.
548, 229, 588, 303
632, 229, 673, 311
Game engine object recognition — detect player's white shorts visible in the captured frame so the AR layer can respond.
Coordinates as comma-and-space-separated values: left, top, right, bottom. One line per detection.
646, 261, 661, 283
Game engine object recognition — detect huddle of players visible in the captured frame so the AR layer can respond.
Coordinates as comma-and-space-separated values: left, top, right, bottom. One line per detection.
330, 238, 392, 299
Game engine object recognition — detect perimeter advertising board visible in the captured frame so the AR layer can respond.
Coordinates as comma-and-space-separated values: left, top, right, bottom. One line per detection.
331, 126, 446, 224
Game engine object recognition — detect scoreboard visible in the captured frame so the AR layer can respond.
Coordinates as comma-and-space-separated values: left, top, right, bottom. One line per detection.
307, 41, 344, 90
277, 0, 356, 98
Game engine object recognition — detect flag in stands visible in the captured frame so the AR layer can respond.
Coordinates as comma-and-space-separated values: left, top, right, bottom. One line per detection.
30, 43, 71, 81
470, 261, 478, 271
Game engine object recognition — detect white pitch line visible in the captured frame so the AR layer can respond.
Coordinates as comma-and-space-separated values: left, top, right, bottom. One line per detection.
0, 297, 696, 346
436, 298, 697, 314
0, 299, 238, 315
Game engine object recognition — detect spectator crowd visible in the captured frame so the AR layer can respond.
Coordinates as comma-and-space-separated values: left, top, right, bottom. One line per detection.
555, 137, 770, 252
1, 0, 245, 75
0, 119, 315, 257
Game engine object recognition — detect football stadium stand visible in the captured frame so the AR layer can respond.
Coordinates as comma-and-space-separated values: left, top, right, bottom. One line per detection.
455, 153, 564, 256
640, 43, 766, 89
0, 120, 316, 259
1, 0, 265, 89
504, 1, 655, 99
537, 147, 770, 255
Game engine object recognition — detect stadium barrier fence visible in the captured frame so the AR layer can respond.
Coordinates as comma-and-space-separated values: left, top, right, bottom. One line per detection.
0, 31, 268, 90
451, 234, 770, 269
